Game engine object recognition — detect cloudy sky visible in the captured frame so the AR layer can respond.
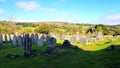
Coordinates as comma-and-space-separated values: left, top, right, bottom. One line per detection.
0, 0, 120, 25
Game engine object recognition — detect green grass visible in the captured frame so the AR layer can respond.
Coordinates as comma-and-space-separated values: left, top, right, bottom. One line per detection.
0, 37, 120, 68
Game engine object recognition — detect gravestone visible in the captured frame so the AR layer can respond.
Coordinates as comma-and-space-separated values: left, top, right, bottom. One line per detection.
46, 35, 51, 45
40, 34, 45, 41
62, 40, 72, 47
70, 36, 77, 43
31, 34, 34, 42
37, 39, 44, 46
12, 35, 17, 46
96, 32, 104, 40
24, 34, 32, 57
61, 34, 65, 40
4, 34, 7, 42
2, 34, 5, 41
0, 34, 2, 45
10, 34, 14, 41
34, 33, 38, 43
6, 34, 10, 41
49, 37, 56, 46
18, 35, 23, 46
15, 32, 18, 37
80, 38, 88, 45
90, 37, 96, 42
56, 34, 60, 39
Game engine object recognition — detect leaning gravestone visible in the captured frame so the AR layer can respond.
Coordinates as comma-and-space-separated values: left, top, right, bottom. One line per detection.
0, 34, 2, 45
12, 35, 17, 46
80, 38, 88, 45
24, 34, 32, 57
18, 35, 23, 46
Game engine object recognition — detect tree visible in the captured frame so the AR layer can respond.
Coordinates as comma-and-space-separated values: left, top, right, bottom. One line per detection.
35, 23, 51, 34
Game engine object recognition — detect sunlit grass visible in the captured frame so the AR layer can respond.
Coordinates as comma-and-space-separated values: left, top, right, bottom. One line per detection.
0, 37, 120, 68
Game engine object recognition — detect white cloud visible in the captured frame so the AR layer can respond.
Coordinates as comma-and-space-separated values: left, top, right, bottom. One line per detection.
104, 14, 120, 20
0, 8, 4, 14
97, 14, 120, 25
16, 1, 39, 11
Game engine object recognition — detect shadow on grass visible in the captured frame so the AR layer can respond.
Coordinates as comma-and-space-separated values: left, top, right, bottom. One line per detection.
0, 42, 120, 68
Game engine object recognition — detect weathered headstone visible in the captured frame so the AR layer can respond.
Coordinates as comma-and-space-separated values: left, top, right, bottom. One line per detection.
49, 37, 56, 46
0, 34, 2, 45
80, 38, 88, 45
70, 36, 77, 43
37, 39, 44, 46
61, 34, 65, 40
18, 35, 23, 46
34, 33, 38, 43
31, 34, 34, 42
90, 37, 96, 42
96, 32, 104, 40
62, 40, 72, 47
12, 35, 17, 46
56, 33, 60, 39
40, 34, 45, 41
10, 34, 14, 41
46, 35, 51, 45
4, 34, 7, 42
6, 34, 10, 41
15, 32, 18, 37
24, 34, 32, 57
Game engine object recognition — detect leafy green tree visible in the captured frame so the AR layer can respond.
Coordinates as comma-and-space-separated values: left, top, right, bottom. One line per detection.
35, 23, 51, 34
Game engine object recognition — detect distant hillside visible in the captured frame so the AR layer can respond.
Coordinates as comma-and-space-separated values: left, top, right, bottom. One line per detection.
36, 22, 68, 25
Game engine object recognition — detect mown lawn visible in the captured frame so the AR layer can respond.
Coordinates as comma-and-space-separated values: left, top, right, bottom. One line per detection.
0, 37, 120, 68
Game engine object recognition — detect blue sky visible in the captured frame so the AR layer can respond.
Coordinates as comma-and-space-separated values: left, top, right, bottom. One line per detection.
0, 0, 120, 25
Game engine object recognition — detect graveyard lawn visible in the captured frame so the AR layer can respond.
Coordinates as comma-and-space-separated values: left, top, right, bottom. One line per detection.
0, 38, 120, 68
